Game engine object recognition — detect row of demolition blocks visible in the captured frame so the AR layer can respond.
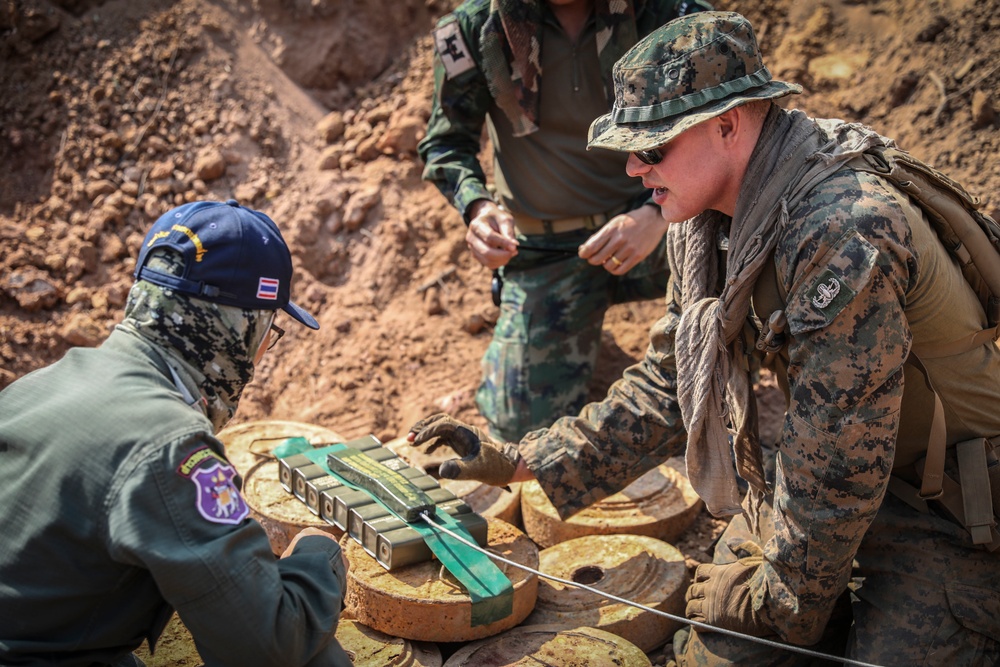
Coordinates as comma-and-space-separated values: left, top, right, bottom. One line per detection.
276, 435, 488, 570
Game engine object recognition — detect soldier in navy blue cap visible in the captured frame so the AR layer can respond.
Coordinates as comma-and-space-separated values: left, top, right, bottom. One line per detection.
0, 201, 351, 666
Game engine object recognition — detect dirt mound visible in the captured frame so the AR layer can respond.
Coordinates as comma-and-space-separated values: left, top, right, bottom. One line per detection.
2, 0, 998, 662
2, 0, 999, 449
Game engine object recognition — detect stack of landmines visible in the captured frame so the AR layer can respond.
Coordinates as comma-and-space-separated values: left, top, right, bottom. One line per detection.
277, 435, 489, 570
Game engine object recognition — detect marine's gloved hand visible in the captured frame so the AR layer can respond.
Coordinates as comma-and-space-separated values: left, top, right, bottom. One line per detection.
407, 413, 520, 487
685, 540, 776, 637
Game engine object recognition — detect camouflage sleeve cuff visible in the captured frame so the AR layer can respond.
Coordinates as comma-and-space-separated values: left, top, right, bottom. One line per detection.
455, 179, 493, 223
519, 430, 607, 520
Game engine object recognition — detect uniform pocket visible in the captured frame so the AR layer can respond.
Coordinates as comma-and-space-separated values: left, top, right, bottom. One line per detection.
944, 580, 1000, 644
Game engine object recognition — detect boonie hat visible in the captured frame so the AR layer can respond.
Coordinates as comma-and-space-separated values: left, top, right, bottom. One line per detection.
588, 11, 801, 153
135, 199, 319, 329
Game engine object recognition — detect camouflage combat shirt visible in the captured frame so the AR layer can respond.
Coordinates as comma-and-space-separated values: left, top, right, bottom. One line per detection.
417, 0, 707, 222
520, 117, 1000, 644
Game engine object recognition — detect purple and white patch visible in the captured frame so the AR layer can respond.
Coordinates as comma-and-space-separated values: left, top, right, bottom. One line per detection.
190, 461, 249, 525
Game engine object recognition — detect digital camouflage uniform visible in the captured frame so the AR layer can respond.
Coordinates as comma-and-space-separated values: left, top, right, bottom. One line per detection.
418, 0, 710, 441
519, 12, 1000, 666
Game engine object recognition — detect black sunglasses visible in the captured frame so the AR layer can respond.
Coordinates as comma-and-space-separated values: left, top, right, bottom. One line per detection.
266, 323, 285, 350
632, 147, 664, 165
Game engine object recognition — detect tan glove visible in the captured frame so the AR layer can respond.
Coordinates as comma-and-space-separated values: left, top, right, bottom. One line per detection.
684, 540, 776, 637
408, 413, 520, 487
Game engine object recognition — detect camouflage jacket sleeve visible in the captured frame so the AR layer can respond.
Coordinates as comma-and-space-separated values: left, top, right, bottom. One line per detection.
751, 169, 914, 645
519, 275, 689, 519
417, 1, 494, 222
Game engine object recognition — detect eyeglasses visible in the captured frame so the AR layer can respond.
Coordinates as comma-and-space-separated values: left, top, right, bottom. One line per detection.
266, 323, 285, 350
632, 147, 664, 166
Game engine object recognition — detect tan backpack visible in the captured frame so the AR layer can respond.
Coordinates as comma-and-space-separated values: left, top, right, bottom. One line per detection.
755, 146, 1000, 549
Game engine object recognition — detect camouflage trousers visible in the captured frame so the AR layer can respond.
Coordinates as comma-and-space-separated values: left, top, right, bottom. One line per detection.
476, 227, 669, 441
675, 492, 1000, 666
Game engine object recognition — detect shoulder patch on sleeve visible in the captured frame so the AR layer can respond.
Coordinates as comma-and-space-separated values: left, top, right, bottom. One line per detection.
176, 446, 220, 478
190, 459, 249, 525
434, 17, 475, 80
177, 446, 249, 525
787, 230, 878, 335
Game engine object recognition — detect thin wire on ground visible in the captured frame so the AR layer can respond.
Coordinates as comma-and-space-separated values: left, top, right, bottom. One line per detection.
418, 510, 883, 667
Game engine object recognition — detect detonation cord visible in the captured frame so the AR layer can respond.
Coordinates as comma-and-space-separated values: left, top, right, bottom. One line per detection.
418, 510, 884, 667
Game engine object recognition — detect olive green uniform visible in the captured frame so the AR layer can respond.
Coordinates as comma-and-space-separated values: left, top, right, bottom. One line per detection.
0, 330, 351, 667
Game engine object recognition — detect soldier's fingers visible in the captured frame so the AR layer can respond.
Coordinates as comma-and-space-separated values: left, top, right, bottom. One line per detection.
439, 459, 468, 480
602, 253, 631, 274
691, 563, 714, 584
685, 597, 707, 622
408, 413, 452, 443
472, 218, 518, 252
578, 226, 614, 260
497, 215, 517, 239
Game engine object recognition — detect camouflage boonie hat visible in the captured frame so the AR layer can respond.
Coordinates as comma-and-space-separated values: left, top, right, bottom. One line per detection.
588, 11, 801, 153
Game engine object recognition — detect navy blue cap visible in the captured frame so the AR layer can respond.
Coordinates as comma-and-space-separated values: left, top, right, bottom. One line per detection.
134, 200, 319, 329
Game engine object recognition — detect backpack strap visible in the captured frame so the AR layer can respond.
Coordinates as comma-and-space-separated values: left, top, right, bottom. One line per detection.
906, 353, 947, 500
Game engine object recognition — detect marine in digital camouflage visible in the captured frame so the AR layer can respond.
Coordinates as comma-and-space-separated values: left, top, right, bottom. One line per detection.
519, 10, 1000, 665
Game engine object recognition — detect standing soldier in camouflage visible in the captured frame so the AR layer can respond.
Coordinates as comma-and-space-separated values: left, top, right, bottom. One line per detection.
418, 0, 710, 441
411, 11, 1000, 665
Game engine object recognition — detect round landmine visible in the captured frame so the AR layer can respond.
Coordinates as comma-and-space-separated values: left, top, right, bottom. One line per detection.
442, 624, 651, 666
342, 518, 539, 643
336, 619, 442, 666
216, 419, 344, 478
243, 458, 342, 555
521, 458, 703, 548
524, 534, 687, 652
439, 479, 522, 527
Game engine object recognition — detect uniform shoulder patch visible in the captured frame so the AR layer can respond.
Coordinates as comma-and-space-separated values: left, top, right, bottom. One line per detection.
178, 446, 249, 525
787, 230, 878, 335
434, 17, 475, 80
176, 446, 220, 477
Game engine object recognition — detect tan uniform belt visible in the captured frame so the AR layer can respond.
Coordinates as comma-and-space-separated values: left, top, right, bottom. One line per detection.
511, 206, 626, 236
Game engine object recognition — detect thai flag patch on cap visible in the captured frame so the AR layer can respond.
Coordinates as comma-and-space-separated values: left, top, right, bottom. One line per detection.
257, 277, 279, 300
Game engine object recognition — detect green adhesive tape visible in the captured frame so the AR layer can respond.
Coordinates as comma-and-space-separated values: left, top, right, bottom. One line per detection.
278, 443, 513, 627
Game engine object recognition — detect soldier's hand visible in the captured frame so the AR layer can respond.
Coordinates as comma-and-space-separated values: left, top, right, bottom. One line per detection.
466, 200, 518, 270
684, 541, 776, 637
407, 413, 520, 487
578, 204, 667, 275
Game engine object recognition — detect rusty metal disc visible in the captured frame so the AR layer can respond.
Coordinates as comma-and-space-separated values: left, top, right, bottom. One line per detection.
216, 419, 345, 478
342, 518, 539, 643
242, 458, 342, 555
521, 457, 703, 549
441, 624, 651, 666
336, 619, 442, 666
524, 534, 687, 652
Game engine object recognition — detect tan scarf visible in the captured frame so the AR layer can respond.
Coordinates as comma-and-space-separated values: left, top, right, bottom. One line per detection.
670, 107, 895, 527
480, 0, 640, 136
